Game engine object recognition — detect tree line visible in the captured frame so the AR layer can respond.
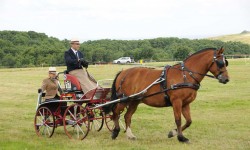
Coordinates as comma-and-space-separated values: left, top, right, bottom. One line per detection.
0, 30, 250, 68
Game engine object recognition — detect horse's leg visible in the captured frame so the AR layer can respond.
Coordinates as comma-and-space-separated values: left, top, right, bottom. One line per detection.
111, 103, 126, 139
168, 104, 192, 139
169, 100, 189, 143
124, 101, 140, 140
180, 104, 192, 132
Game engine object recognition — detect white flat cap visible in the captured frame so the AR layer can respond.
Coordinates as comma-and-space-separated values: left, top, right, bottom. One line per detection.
48, 67, 57, 74
70, 38, 80, 43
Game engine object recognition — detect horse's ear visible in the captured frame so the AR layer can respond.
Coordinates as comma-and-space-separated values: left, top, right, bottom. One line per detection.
218, 46, 224, 54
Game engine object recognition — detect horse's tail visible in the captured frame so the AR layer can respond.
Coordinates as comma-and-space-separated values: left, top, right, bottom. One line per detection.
103, 71, 121, 114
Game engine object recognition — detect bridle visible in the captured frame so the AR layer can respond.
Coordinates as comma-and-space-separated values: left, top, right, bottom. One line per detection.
212, 50, 228, 80
177, 49, 229, 84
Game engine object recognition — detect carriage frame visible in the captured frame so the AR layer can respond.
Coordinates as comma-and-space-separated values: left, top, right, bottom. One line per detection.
34, 71, 125, 140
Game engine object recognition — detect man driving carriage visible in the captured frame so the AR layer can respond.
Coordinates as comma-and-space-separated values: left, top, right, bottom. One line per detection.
64, 38, 97, 98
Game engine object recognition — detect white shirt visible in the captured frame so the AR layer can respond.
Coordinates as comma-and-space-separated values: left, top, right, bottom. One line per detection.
71, 48, 79, 59
71, 48, 78, 55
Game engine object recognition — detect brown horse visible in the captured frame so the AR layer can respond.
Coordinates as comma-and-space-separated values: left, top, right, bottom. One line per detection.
105, 47, 229, 143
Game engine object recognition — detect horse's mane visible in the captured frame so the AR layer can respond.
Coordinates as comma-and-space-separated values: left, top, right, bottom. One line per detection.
184, 48, 216, 61
172, 48, 217, 67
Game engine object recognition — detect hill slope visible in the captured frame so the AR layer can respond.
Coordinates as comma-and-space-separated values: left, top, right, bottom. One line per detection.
208, 31, 250, 45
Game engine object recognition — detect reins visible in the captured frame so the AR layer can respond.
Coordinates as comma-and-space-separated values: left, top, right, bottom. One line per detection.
172, 62, 216, 83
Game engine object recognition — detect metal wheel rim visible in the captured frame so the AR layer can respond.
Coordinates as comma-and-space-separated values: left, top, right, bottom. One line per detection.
63, 104, 90, 140
34, 107, 55, 138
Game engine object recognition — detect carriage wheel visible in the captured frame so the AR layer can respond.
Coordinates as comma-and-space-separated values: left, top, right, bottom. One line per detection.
34, 107, 55, 138
88, 107, 104, 131
63, 104, 90, 140
105, 111, 126, 132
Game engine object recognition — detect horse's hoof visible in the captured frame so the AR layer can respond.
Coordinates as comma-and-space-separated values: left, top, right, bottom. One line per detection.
168, 129, 177, 138
127, 136, 137, 140
177, 135, 189, 143
168, 131, 174, 138
111, 134, 116, 140
111, 132, 118, 140
111, 128, 120, 140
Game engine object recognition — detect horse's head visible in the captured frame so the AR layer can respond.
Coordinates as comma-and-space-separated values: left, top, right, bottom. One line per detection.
208, 47, 229, 84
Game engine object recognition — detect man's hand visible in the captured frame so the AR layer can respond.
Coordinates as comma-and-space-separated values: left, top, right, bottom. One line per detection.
80, 58, 89, 68
80, 58, 84, 62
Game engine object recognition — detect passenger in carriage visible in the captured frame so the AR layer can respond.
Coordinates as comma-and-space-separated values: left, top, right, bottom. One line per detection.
41, 67, 66, 116
64, 38, 97, 98
41, 67, 62, 100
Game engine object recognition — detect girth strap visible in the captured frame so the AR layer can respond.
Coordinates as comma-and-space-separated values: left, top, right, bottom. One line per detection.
160, 65, 172, 106
160, 65, 171, 89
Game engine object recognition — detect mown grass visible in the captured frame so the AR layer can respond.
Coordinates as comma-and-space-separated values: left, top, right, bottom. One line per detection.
0, 59, 249, 150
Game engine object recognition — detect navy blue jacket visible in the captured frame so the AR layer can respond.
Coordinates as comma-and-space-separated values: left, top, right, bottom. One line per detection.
64, 48, 84, 72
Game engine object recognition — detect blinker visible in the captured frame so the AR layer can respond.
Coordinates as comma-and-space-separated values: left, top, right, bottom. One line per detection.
216, 60, 224, 68
216, 59, 228, 68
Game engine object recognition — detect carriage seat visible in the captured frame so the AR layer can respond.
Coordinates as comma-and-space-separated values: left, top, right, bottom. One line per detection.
64, 71, 82, 92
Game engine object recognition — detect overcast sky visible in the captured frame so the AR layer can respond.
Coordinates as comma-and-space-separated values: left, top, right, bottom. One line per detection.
0, 0, 249, 41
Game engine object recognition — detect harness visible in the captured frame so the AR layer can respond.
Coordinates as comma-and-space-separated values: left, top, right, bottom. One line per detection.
151, 64, 200, 107
115, 65, 201, 107
115, 49, 228, 107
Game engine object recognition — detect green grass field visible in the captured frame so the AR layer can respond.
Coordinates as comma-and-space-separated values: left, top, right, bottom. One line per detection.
0, 59, 249, 150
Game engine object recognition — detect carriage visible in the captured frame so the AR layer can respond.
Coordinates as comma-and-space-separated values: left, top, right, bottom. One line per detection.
35, 47, 229, 143
34, 71, 124, 140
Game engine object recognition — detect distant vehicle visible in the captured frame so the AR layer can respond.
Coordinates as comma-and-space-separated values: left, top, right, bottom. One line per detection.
113, 57, 134, 64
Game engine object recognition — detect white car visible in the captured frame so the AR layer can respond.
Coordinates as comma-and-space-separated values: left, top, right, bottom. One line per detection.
113, 57, 133, 64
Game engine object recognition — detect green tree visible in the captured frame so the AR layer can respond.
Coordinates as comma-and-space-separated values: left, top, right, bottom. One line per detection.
0, 31, 250, 68
173, 46, 192, 60
2, 54, 16, 67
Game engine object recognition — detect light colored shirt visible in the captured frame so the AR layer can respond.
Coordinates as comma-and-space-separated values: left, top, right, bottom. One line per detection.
71, 48, 79, 59
71, 48, 77, 54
